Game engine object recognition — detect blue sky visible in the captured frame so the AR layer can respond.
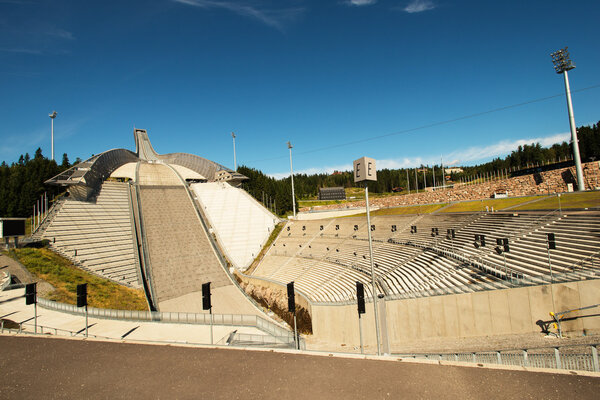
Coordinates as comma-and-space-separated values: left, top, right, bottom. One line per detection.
1, 0, 599, 178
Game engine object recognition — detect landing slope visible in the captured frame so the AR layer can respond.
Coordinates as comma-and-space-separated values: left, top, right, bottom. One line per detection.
137, 162, 261, 315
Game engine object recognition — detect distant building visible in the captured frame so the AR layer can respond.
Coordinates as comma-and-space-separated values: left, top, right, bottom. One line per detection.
331, 170, 343, 176
318, 187, 346, 201
445, 167, 463, 174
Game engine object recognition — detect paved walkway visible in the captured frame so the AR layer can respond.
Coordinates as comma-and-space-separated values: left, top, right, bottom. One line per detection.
1, 335, 598, 399
1, 287, 263, 345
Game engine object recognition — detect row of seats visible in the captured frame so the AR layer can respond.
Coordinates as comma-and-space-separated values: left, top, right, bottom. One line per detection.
252, 211, 600, 302
43, 181, 141, 287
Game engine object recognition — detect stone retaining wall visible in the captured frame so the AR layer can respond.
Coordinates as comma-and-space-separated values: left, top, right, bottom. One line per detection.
301, 161, 600, 212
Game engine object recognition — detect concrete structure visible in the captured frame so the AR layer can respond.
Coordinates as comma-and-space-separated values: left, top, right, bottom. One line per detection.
191, 182, 278, 271
40, 129, 280, 320
42, 181, 141, 287
309, 278, 600, 350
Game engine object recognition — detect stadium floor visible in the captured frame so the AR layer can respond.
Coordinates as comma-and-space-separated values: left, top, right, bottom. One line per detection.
1, 335, 598, 399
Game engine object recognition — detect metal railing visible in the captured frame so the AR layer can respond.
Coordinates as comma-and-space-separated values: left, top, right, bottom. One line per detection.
396, 343, 600, 373
36, 298, 296, 344
226, 332, 303, 349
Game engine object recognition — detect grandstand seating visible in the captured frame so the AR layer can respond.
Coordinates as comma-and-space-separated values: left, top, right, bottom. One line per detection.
43, 181, 141, 287
252, 211, 600, 303
191, 182, 278, 270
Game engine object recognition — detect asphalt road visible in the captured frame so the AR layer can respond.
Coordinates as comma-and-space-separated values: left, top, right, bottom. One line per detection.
0, 335, 598, 399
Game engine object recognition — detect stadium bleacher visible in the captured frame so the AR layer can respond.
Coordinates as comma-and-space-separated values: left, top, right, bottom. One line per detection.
43, 181, 141, 287
252, 211, 600, 303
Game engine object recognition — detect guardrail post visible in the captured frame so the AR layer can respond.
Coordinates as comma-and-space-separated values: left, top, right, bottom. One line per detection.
1, 320, 3, 333
496, 351, 502, 365
18, 323, 22, 334
472, 353, 476, 363
522, 350, 529, 367
554, 348, 561, 369
454, 354, 458, 362
592, 346, 599, 372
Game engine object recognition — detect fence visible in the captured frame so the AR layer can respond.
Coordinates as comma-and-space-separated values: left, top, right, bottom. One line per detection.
397, 343, 600, 372
226, 332, 305, 349
36, 298, 297, 345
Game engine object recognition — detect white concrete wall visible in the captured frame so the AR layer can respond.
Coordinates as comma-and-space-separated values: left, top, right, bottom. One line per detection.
310, 279, 600, 350
192, 182, 277, 270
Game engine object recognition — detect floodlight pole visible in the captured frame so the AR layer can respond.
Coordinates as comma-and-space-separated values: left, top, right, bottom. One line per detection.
414, 168, 418, 193
353, 157, 381, 355
287, 141, 296, 219
365, 183, 381, 355
210, 308, 214, 345
358, 313, 364, 354
441, 156, 445, 188
49, 111, 57, 161
406, 169, 410, 194
551, 47, 584, 191
231, 132, 237, 171
546, 244, 559, 337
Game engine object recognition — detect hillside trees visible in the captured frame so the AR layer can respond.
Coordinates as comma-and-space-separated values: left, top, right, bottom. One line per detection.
0, 148, 71, 218
240, 121, 599, 214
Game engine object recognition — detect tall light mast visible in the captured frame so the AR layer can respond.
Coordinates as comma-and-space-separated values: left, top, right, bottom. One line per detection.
49, 111, 57, 161
551, 47, 584, 191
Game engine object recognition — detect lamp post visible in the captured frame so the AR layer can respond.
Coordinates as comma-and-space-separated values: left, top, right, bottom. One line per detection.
353, 156, 381, 355
551, 47, 584, 191
49, 111, 57, 161
287, 141, 296, 219
231, 132, 237, 171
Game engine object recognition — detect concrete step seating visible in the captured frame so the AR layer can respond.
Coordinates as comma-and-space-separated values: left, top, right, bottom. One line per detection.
254, 211, 599, 303
43, 181, 140, 287
191, 182, 277, 271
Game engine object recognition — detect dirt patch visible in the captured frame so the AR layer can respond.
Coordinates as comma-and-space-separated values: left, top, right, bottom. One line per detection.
237, 278, 312, 334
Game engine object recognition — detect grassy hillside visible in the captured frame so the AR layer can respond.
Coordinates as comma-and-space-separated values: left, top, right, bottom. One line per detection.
6, 248, 148, 311
438, 196, 542, 213
512, 191, 600, 211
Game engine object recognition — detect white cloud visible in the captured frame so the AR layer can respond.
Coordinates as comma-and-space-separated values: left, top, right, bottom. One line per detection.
173, 0, 304, 30
266, 132, 571, 178
46, 28, 74, 40
442, 132, 570, 165
269, 163, 353, 179
346, 0, 377, 6
403, 0, 435, 13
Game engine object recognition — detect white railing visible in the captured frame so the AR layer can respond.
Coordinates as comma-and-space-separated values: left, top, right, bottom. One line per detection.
36, 298, 295, 343
396, 343, 600, 373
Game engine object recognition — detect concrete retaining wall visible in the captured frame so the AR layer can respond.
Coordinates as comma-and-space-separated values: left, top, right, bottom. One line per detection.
310, 279, 600, 349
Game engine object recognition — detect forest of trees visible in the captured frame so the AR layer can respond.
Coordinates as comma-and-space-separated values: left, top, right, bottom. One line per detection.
0, 149, 72, 218
1, 121, 598, 219
242, 121, 600, 215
